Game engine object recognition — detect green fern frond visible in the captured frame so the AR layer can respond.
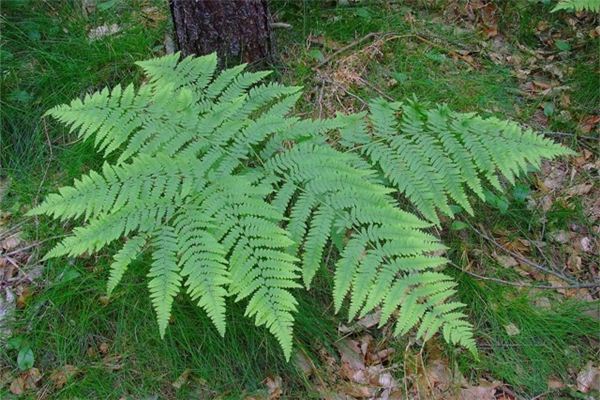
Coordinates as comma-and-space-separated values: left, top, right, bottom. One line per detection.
44, 83, 150, 156
552, 0, 600, 12
264, 143, 472, 353
174, 209, 230, 336
136, 52, 218, 94
197, 177, 301, 359
107, 234, 147, 295
148, 226, 182, 338
340, 98, 574, 223
28, 154, 188, 221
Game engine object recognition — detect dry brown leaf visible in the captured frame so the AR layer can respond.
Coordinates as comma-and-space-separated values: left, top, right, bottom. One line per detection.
368, 347, 395, 364
426, 359, 452, 392
565, 183, 593, 197
482, 26, 498, 39
265, 375, 283, 400
86, 346, 97, 358
336, 338, 365, 371
579, 237, 593, 253
99, 342, 109, 355
576, 362, 600, 393
140, 6, 167, 28
23, 368, 42, 389
309, 34, 343, 50
16, 286, 32, 309
293, 351, 313, 376
580, 115, 600, 133
550, 230, 572, 244
567, 254, 582, 271
88, 24, 121, 41
532, 109, 548, 128
547, 377, 565, 389
376, 372, 397, 389
339, 381, 376, 398
356, 310, 380, 329
533, 297, 552, 309
49, 364, 79, 389
540, 195, 553, 212
1, 234, 21, 251
460, 381, 498, 400
548, 275, 593, 301
10, 376, 25, 395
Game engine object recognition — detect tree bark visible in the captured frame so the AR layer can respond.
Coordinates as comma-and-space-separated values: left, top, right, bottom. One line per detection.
169, 0, 274, 65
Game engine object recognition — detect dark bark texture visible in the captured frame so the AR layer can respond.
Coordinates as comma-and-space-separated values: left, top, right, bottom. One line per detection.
170, 0, 273, 64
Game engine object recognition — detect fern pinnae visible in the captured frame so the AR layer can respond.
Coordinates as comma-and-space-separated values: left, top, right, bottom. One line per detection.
172, 208, 230, 334
333, 231, 369, 313
301, 204, 336, 288
107, 234, 147, 295
552, 0, 600, 12
148, 226, 182, 338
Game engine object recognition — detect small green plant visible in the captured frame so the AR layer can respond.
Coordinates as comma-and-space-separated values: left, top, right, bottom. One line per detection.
30, 53, 572, 360
6, 336, 35, 371
552, 0, 600, 12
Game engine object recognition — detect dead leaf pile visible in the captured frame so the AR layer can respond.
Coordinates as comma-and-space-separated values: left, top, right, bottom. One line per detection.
7, 367, 42, 396
444, 0, 499, 39
444, 0, 599, 132
1, 212, 44, 342
532, 153, 599, 296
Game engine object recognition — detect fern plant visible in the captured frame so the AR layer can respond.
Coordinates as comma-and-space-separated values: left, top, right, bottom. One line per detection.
552, 0, 600, 12
30, 53, 572, 360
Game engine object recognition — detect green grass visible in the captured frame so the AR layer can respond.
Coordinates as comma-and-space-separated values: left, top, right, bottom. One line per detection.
0, 0, 168, 175
451, 271, 599, 398
2, 0, 598, 398
275, 1, 518, 116
2, 256, 339, 399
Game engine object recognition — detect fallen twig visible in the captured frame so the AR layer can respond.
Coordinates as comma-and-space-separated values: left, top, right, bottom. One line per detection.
2, 235, 63, 257
542, 130, 598, 142
315, 30, 478, 71
448, 261, 600, 290
467, 222, 580, 284
315, 31, 382, 69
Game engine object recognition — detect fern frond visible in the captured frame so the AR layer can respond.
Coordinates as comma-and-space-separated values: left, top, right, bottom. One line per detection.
340, 98, 575, 223
148, 226, 182, 338
28, 154, 188, 221
107, 234, 147, 295
301, 204, 335, 287
136, 52, 218, 94
552, 0, 600, 12
264, 143, 473, 353
174, 209, 230, 336
198, 177, 301, 360
44, 83, 150, 156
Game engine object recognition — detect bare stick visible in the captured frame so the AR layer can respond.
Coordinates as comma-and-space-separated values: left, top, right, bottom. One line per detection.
467, 222, 579, 284
448, 261, 599, 290
315, 31, 381, 69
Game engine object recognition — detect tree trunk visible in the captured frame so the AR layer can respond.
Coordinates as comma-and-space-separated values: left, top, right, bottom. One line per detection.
169, 0, 274, 65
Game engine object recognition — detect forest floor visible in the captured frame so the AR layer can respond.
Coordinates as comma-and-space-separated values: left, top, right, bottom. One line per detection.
1, 1, 598, 399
